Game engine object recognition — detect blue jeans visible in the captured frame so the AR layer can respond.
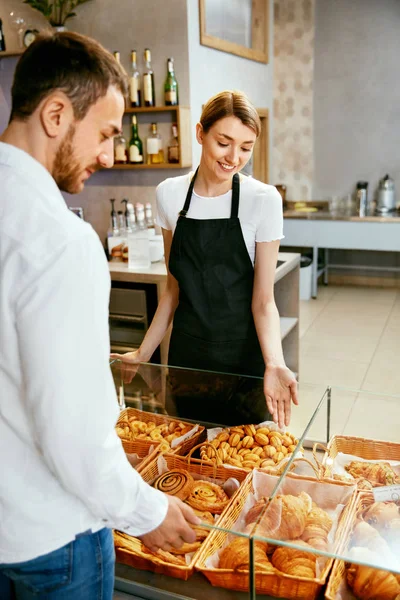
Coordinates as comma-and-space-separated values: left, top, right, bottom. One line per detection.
0, 528, 115, 600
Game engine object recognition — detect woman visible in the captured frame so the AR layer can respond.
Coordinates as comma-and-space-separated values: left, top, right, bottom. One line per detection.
112, 90, 298, 428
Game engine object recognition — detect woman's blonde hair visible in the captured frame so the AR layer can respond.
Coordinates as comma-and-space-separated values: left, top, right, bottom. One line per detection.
200, 90, 261, 137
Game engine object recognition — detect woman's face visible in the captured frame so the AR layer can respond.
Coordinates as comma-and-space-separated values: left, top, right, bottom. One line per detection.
196, 116, 257, 181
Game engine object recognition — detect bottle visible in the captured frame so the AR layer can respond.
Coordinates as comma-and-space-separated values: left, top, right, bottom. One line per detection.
129, 50, 141, 107
114, 132, 127, 164
0, 19, 6, 52
146, 123, 164, 165
113, 51, 120, 63
128, 203, 150, 270
145, 202, 156, 237
167, 123, 179, 164
143, 48, 155, 107
128, 115, 143, 164
164, 58, 179, 106
107, 199, 124, 261
355, 181, 368, 217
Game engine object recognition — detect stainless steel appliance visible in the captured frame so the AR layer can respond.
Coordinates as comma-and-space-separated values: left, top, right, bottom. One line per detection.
109, 282, 160, 362
376, 174, 396, 215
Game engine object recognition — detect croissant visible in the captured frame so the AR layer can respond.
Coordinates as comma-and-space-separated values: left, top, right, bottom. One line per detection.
352, 521, 394, 562
186, 480, 229, 514
244, 497, 269, 527
257, 491, 312, 540
271, 541, 316, 579
362, 502, 400, 533
300, 502, 333, 551
152, 469, 194, 500
347, 563, 400, 600
218, 536, 273, 573
345, 461, 399, 486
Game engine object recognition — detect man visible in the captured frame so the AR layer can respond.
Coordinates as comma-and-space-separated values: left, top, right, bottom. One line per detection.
0, 31, 198, 599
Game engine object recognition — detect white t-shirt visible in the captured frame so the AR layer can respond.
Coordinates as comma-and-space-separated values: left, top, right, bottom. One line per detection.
155, 173, 284, 264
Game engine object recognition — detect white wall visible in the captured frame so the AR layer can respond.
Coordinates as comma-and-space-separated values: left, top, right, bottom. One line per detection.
186, 0, 274, 172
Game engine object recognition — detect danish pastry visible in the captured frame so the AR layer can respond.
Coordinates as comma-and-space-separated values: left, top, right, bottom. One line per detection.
186, 480, 229, 514
152, 469, 194, 501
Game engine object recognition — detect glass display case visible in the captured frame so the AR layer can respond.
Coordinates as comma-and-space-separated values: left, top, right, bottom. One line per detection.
110, 360, 400, 600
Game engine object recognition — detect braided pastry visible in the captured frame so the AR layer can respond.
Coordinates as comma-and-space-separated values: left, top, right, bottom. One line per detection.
186, 480, 229, 514
192, 509, 215, 541
152, 469, 194, 501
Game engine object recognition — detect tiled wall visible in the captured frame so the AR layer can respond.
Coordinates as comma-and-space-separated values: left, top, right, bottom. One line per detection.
272, 0, 314, 201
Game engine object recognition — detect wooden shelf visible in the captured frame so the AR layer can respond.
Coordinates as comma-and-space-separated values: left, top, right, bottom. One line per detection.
124, 106, 186, 114
111, 163, 187, 170
280, 317, 298, 341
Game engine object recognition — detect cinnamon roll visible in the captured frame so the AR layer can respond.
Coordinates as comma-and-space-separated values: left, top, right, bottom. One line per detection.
152, 469, 194, 501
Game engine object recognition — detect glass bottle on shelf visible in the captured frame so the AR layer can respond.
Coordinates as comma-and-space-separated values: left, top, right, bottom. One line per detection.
167, 122, 180, 164
114, 132, 127, 164
128, 115, 143, 164
0, 19, 6, 52
143, 48, 155, 107
128, 203, 150, 270
129, 50, 141, 108
164, 57, 179, 106
146, 123, 164, 165
145, 202, 156, 237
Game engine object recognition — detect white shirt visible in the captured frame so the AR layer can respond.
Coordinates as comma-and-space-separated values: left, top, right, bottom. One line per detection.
0, 142, 168, 564
155, 173, 284, 264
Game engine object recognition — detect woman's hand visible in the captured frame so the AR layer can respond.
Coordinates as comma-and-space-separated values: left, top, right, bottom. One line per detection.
264, 364, 298, 429
110, 349, 146, 384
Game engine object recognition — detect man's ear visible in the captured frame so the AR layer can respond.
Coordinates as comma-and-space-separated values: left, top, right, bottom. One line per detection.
195, 122, 204, 146
40, 92, 73, 138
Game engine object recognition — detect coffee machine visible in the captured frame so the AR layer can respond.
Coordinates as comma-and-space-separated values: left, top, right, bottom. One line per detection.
376, 174, 396, 215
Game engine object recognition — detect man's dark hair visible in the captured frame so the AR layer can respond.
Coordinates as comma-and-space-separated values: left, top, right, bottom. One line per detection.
10, 31, 128, 122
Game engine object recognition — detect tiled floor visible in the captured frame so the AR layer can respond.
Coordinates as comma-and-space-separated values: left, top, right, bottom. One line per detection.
297, 285, 400, 442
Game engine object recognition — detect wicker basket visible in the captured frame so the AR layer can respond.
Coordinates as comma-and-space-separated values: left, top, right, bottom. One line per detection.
114, 452, 251, 580
314, 436, 400, 482
195, 472, 356, 599
116, 407, 205, 459
325, 491, 385, 600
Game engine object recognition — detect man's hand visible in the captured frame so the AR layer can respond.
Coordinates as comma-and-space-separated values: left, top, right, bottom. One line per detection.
139, 495, 201, 552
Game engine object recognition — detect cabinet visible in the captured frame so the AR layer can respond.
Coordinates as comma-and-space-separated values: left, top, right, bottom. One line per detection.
112, 105, 192, 170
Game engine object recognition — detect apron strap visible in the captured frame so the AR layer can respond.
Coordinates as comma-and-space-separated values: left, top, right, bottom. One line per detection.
230, 173, 240, 219
179, 168, 240, 218
179, 167, 199, 217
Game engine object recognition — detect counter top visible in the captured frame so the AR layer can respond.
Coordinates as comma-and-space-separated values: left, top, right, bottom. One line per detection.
109, 252, 300, 284
283, 210, 400, 223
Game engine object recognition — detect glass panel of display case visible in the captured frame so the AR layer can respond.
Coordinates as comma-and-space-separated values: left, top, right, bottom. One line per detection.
251, 387, 400, 600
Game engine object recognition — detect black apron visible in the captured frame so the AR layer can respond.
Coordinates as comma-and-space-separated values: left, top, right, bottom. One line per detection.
167, 169, 271, 426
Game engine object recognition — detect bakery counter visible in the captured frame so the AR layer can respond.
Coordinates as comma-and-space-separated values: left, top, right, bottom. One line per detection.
283, 210, 400, 222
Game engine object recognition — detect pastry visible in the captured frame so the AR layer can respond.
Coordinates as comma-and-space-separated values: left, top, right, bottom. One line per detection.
152, 469, 194, 501
345, 461, 399, 486
257, 492, 312, 540
186, 480, 230, 514
300, 502, 333, 551
200, 425, 299, 469
351, 521, 394, 563
245, 497, 268, 527
191, 508, 214, 541
362, 502, 400, 533
347, 563, 400, 600
114, 530, 186, 566
218, 536, 273, 572
271, 541, 316, 579
169, 540, 202, 555
116, 417, 195, 448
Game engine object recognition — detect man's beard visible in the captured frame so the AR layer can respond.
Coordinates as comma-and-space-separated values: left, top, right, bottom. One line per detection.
53, 124, 87, 194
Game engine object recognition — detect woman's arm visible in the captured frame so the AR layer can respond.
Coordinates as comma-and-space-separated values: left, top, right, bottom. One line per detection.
252, 240, 298, 428
111, 228, 179, 363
